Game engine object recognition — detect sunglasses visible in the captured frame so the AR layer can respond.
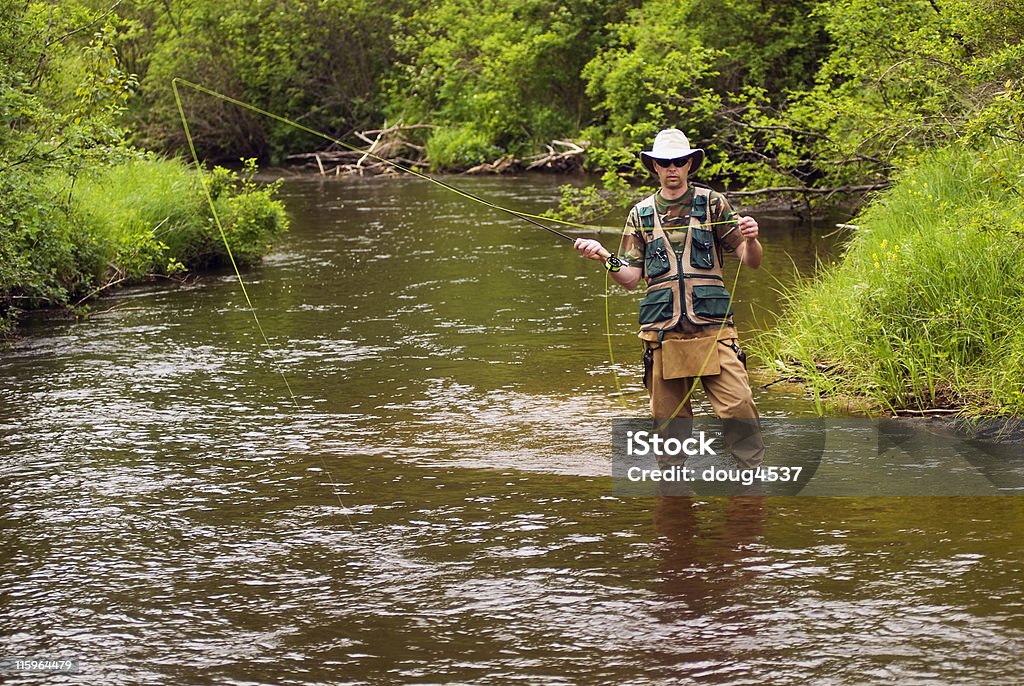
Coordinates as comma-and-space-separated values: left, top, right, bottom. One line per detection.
654, 156, 692, 169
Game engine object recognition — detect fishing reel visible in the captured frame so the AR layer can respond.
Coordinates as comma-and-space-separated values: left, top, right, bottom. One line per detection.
604, 253, 624, 273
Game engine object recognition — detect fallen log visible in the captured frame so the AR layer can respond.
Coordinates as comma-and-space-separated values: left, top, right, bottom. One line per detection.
286, 150, 361, 162
524, 139, 586, 172
464, 156, 522, 175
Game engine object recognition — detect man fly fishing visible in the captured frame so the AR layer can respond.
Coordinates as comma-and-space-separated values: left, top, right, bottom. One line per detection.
575, 128, 765, 470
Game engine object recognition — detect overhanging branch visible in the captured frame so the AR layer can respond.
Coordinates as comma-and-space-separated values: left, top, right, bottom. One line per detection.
726, 182, 892, 197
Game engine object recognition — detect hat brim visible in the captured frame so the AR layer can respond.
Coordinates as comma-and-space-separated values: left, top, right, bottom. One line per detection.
640, 149, 704, 177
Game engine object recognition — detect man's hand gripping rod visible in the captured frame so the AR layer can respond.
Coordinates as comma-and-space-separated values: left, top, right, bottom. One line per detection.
501, 209, 622, 272
573, 237, 624, 272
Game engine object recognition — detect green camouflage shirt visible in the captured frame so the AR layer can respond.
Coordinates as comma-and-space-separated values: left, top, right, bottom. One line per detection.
621, 186, 741, 269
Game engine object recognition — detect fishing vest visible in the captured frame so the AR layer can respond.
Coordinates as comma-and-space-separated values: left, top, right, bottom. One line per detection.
634, 187, 735, 340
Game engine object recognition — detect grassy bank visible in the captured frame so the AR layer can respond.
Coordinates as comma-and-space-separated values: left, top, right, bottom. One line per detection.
0, 157, 288, 334
755, 144, 1024, 417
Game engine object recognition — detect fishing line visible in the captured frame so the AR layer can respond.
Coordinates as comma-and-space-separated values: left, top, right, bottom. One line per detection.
602, 229, 639, 410
170, 79, 740, 240
172, 79, 355, 531
173, 78, 756, 469
172, 79, 599, 237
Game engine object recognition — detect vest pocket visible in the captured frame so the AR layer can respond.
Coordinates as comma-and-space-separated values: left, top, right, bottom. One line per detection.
639, 287, 674, 324
690, 228, 715, 269
691, 284, 733, 319
644, 237, 671, 278
638, 204, 655, 228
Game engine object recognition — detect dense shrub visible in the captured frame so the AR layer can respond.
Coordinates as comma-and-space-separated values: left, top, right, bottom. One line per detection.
424, 125, 503, 171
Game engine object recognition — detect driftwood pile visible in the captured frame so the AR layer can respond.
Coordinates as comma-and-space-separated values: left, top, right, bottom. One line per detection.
285, 122, 433, 176
464, 140, 587, 174
286, 124, 587, 176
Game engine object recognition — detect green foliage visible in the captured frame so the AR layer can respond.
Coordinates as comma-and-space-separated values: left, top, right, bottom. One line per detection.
384, 0, 628, 162
72, 156, 288, 275
424, 125, 503, 171
92, 0, 1024, 185
122, 0, 414, 162
757, 0, 1024, 186
580, 0, 826, 189
0, 174, 84, 314
0, 1, 288, 331
75, 157, 226, 276
755, 144, 1024, 416
1, 155, 289, 330
552, 0, 1024, 218
208, 159, 289, 267
2, 4, 136, 172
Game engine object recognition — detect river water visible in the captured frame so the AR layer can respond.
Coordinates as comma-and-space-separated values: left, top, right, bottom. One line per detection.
0, 175, 1022, 684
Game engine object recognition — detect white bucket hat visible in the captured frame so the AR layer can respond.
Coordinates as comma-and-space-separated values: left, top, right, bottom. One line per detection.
640, 128, 705, 176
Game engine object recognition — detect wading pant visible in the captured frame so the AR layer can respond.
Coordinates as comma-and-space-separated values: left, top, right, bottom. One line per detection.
644, 337, 764, 470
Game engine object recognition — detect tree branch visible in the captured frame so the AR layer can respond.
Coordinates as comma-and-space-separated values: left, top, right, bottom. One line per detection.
45, 0, 124, 47
726, 182, 892, 197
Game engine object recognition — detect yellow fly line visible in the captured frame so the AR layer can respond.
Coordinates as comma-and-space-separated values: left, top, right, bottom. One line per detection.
171, 76, 750, 454
172, 78, 361, 529
171, 78, 742, 235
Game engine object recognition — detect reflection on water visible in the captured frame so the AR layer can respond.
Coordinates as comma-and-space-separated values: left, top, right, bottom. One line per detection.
1, 175, 1023, 684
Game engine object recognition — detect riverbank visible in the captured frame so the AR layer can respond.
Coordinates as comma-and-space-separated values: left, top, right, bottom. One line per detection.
755, 143, 1024, 418
0, 157, 288, 336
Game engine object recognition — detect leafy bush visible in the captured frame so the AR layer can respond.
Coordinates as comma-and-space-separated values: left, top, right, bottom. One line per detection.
208, 160, 289, 267
384, 0, 627, 164
424, 125, 503, 171
580, 0, 826, 189
124, 0, 413, 162
0, 174, 86, 325
1, 156, 289, 332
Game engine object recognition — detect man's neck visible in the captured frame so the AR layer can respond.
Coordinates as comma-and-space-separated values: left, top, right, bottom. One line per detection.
658, 182, 690, 201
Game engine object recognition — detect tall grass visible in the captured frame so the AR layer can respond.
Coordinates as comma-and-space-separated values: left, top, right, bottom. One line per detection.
0, 156, 288, 331
70, 157, 208, 283
72, 157, 288, 277
756, 144, 1024, 416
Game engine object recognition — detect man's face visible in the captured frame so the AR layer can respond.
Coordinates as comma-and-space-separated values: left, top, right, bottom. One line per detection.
653, 156, 691, 191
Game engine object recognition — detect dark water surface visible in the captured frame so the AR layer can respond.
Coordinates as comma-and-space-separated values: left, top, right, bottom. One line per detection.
1, 176, 1022, 684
